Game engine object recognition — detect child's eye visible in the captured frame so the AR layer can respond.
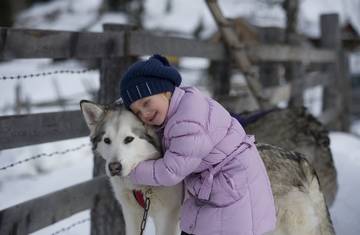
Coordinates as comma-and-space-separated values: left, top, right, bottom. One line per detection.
144, 100, 150, 107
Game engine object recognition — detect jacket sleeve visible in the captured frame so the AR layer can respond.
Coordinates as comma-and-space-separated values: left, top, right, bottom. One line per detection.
129, 121, 213, 186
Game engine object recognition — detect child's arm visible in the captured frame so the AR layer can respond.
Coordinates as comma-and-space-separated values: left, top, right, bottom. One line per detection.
129, 121, 213, 186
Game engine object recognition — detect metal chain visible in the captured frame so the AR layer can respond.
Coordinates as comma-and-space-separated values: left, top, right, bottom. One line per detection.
0, 143, 91, 171
51, 218, 90, 235
140, 190, 152, 235
140, 197, 151, 235
1, 68, 97, 80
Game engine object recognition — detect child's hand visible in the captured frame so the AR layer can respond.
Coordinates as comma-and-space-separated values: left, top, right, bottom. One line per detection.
128, 167, 139, 185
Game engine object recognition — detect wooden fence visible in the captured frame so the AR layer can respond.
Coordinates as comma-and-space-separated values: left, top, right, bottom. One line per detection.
352, 87, 360, 117
0, 13, 350, 234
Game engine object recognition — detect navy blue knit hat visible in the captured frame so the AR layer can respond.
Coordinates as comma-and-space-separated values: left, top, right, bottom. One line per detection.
120, 54, 182, 108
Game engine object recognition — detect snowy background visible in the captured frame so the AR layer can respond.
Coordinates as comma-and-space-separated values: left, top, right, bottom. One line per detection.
1, 0, 360, 234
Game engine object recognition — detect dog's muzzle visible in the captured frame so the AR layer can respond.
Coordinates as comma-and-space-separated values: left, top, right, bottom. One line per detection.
108, 161, 122, 176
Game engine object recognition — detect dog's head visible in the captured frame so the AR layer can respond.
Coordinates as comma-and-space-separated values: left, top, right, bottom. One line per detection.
80, 100, 161, 177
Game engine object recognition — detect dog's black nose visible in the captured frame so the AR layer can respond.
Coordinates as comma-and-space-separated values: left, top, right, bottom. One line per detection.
108, 161, 122, 176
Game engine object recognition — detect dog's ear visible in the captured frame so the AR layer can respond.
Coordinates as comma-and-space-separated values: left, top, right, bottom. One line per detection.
80, 100, 104, 133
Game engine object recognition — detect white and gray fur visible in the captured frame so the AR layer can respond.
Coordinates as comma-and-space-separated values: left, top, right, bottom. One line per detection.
243, 107, 337, 207
80, 100, 335, 235
81, 100, 182, 235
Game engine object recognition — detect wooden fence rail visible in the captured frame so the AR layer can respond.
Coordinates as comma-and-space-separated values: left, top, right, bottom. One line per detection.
0, 111, 88, 150
0, 27, 336, 63
0, 176, 107, 235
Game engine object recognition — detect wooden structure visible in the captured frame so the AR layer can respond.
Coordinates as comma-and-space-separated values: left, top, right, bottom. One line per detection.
0, 13, 350, 234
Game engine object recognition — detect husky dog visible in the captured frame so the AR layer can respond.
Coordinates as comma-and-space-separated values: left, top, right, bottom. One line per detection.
243, 107, 337, 207
80, 100, 335, 235
80, 100, 182, 235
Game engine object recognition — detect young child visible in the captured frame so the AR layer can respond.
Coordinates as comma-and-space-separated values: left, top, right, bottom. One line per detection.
120, 54, 276, 235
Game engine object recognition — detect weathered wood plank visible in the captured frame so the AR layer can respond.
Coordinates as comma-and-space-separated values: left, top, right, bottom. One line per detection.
0, 27, 224, 60
0, 176, 109, 235
352, 87, 360, 101
128, 31, 225, 60
247, 44, 336, 63
0, 27, 125, 59
351, 103, 360, 113
0, 110, 88, 150
320, 14, 351, 131
0, 27, 337, 63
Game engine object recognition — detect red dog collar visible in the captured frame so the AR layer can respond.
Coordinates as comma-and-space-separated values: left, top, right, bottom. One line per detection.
132, 190, 146, 208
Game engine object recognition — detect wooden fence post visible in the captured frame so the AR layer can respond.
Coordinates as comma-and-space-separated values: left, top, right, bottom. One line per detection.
90, 23, 136, 235
208, 49, 231, 99
320, 13, 351, 131
283, 0, 305, 107
339, 50, 351, 131
258, 27, 285, 88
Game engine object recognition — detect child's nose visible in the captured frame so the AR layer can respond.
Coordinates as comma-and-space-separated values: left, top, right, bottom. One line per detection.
142, 110, 152, 119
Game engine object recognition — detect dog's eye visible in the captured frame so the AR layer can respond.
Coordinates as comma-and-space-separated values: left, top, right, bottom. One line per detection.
124, 136, 134, 144
104, 138, 111, 144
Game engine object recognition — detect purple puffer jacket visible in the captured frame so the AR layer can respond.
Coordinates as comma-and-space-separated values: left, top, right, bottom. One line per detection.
129, 87, 276, 235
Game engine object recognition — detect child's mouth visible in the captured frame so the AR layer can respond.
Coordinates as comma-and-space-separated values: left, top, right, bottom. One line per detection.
149, 112, 157, 122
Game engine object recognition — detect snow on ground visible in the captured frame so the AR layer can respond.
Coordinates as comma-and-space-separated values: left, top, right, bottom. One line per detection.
330, 132, 360, 235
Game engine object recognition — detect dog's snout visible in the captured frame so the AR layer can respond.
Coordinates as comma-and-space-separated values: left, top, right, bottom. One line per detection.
108, 161, 122, 176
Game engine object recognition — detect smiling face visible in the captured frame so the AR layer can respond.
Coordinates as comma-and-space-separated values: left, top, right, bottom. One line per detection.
130, 92, 171, 126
